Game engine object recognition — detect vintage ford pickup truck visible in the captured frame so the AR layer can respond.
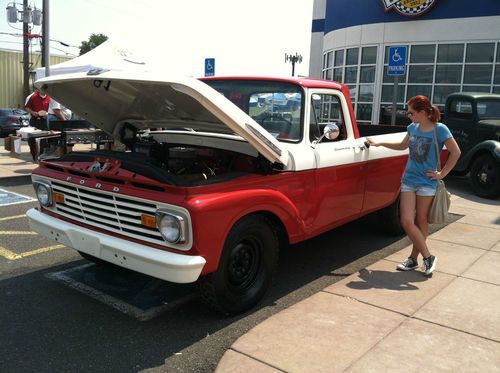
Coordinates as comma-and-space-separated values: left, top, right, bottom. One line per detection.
444, 92, 500, 199
27, 72, 409, 314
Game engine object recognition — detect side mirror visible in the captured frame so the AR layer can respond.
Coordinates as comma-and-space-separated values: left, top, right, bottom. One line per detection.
313, 123, 340, 147
323, 123, 340, 140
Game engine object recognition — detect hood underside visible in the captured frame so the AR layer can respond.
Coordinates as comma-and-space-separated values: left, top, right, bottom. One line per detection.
36, 70, 288, 165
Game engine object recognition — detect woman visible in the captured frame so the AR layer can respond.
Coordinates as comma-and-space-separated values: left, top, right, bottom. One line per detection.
367, 96, 461, 275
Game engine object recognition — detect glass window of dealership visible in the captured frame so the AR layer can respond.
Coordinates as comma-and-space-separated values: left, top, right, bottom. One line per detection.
321, 42, 500, 124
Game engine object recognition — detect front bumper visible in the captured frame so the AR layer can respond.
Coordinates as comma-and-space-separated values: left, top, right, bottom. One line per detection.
26, 208, 205, 283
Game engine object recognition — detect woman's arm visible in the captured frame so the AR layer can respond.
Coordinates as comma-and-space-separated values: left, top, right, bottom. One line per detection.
427, 137, 461, 180
366, 133, 409, 151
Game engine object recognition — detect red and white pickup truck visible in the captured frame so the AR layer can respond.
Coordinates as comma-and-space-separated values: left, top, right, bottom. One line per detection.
27, 72, 408, 314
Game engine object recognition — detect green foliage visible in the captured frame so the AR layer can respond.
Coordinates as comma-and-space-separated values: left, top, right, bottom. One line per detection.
79, 33, 109, 56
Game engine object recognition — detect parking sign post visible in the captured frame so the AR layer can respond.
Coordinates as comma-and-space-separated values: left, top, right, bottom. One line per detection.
388, 46, 407, 125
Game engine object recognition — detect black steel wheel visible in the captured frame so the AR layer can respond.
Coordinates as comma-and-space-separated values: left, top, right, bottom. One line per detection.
198, 215, 279, 315
377, 195, 404, 235
469, 154, 500, 199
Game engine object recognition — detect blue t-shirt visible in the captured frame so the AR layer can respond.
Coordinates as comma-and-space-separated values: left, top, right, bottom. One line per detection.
402, 122, 453, 188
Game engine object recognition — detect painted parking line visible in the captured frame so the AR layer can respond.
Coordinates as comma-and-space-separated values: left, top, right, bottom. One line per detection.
46, 264, 195, 321
0, 214, 26, 222
0, 244, 65, 260
0, 231, 37, 235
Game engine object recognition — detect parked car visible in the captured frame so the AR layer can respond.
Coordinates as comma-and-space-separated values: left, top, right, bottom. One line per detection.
27, 72, 412, 314
444, 92, 500, 199
0, 108, 29, 137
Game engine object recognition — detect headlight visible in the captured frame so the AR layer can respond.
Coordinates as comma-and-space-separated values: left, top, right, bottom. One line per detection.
156, 212, 186, 244
34, 181, 52, 206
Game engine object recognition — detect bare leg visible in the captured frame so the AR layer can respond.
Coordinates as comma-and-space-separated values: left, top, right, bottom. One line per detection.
400, 192, 430, 259
415, 195, 434, 256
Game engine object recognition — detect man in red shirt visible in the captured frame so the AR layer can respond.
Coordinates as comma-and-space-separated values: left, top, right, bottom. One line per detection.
25, 89, 51, 161
25, 89, 51, 130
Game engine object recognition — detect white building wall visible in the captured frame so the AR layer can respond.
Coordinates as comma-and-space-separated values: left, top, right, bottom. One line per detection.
308, 0, 327, 77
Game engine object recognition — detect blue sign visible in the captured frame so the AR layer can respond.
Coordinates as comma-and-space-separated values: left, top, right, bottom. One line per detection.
204, 58, 215, 77
387, 46, 406, 75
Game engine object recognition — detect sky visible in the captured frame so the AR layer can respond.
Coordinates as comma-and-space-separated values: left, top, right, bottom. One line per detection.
0, 0, 314, 77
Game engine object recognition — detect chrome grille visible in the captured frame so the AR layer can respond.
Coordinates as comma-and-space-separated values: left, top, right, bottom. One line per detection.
50, 180, 165, 245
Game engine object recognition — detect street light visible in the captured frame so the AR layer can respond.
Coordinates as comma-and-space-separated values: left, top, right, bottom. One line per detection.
285, 52, 303, 77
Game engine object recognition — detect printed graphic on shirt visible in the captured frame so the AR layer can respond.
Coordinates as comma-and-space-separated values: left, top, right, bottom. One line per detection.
409, 135, 432, 163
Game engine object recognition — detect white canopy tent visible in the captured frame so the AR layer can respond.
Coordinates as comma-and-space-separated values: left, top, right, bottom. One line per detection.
35, 40, 150, 81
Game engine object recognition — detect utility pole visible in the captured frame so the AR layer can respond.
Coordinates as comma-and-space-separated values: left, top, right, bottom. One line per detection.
42, 0, 49, 77
22, 0, 30, 99
285, 52, 303, 77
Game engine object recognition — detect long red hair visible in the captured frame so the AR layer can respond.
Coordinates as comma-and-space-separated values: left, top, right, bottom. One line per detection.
407, 95, 441, 122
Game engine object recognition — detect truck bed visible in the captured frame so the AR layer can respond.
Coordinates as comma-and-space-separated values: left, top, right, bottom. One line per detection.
357, 123, 406, 137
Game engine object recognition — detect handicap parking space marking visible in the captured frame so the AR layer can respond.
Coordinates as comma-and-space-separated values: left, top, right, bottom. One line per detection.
46, 264, 195, 321
0, 188, 36, 206
0, 244, 65, 260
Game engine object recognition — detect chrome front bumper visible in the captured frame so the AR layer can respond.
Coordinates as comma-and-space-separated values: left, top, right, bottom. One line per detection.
26, 208, 205, 283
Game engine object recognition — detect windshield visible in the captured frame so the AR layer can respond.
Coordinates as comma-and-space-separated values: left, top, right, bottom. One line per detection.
477, 99, 500, 120
204, 80, 304, 142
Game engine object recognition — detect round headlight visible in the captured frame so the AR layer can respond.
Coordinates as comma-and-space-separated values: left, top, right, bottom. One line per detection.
35, 183, 52, 206
158, 214, 181, 243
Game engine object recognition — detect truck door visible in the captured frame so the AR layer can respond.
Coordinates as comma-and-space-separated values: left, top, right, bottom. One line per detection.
309, 91, 366, 232
445, 97, 476, 156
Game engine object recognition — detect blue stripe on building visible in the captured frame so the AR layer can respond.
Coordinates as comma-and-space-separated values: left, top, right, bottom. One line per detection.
312, 18, 325, 33
323, 0, 500, 33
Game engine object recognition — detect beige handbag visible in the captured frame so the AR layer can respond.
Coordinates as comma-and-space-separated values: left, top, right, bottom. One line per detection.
428, 126, 451, 224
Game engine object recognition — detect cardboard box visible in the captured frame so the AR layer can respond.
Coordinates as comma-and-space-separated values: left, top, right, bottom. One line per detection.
4, 135, 13, 151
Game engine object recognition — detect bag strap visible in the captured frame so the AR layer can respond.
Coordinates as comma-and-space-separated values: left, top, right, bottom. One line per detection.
433, 125, 442, 172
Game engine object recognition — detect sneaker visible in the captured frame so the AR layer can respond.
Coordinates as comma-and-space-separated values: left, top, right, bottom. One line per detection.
397, 257, 418, 271
423, 255, 438, 275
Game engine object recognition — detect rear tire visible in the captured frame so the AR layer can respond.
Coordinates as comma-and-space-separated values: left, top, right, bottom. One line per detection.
377, 195, 404, 235
198, 215, 279, 315
469, 155, 500, 199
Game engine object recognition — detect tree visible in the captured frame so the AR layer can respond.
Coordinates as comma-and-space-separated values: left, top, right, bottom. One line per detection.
79, 33, 108, 56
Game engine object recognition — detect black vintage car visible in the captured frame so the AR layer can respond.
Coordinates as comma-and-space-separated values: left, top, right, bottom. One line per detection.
445, 93, 500, 199
0, 108, 29, 137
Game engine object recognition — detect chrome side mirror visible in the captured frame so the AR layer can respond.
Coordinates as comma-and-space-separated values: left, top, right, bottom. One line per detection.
313, 123, 340, 147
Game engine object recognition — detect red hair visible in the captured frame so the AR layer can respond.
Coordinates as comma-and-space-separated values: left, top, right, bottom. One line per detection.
407, 95, 441, 122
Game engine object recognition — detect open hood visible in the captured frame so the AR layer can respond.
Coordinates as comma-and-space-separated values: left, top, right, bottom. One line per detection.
36, 70, 288, 165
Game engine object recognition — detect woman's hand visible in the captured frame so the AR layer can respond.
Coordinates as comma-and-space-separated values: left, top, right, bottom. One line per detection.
426, 170, 443, 180
365, 138, 380, 147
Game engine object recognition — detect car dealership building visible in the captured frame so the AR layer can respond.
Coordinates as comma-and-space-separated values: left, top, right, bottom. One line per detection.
309, 0, 500, 124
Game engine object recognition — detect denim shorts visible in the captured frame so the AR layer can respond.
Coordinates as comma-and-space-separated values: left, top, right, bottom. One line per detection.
401, 183, 436, 196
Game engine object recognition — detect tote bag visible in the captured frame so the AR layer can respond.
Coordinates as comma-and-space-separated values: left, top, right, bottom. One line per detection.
428, 126, 451, 224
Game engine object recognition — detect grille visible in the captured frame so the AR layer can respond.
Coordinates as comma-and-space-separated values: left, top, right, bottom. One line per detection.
50, 180, 165, 245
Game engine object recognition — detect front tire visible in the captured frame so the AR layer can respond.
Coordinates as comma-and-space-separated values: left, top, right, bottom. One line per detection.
198, 215, 279, 315
469, 155, 500, 199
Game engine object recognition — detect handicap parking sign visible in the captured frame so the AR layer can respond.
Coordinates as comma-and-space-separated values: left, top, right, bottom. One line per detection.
205, 58, 215, 77
387, 46, 407, 75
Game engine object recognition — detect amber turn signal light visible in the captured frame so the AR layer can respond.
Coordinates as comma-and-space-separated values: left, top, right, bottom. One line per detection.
53, 192, 65, 204
141, 214, 157, 228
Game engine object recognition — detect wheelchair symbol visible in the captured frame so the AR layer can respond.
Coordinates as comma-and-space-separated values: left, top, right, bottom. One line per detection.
392, 49, 402, 63
206, 61, 213, 71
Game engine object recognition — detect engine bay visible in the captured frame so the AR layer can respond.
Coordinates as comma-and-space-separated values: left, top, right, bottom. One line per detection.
52, 134, 277, 187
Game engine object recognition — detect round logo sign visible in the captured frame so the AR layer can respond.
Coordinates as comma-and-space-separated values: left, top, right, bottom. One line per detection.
382, 0, 437, 17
